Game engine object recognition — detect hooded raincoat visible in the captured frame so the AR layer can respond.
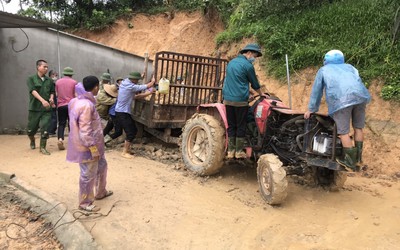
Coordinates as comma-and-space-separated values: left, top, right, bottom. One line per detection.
67, 86, 110, 208
308, 53, 371, 116
67, 91, 105, 163
75, 82, 86, 96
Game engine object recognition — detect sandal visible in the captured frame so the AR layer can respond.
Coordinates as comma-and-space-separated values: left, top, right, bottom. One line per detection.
57, 140, 65, 150
79, 204, 100, 212
95, 190, 113, 200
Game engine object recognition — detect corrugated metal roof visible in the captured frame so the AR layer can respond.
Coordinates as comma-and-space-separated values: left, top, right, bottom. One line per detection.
0, 10, 65, 29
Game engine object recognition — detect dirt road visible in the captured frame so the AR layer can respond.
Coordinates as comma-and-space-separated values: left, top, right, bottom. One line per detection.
0, 135, 399, 249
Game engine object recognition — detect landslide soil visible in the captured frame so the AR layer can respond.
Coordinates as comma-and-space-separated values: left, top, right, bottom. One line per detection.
0, 179, 62, 249
1, 11, 400, 250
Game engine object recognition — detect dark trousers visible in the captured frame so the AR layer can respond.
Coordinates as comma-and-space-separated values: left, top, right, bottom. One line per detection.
48, 109, 57, 134
103, 117, 114, 136
103, 115, 123, 139
116, 112, 137, 142
48, 96, 57, 134
226, 105, 248, 138
57, 105, 69, 140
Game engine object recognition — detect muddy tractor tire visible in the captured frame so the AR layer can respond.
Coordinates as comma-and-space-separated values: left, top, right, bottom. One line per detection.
181, 114, 225, 176
257, 154, 288, 205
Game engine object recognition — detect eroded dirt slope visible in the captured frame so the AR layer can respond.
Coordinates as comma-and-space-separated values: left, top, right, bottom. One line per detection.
74, 11, 224, 58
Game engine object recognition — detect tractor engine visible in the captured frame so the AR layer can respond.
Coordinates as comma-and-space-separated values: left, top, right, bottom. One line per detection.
248, 108, 342, 166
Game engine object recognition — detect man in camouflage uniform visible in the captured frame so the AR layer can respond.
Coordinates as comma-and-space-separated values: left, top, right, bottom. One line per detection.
27, 59, 55, 155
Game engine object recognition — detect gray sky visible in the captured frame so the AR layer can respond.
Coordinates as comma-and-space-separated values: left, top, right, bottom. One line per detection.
0, 0, 24, 14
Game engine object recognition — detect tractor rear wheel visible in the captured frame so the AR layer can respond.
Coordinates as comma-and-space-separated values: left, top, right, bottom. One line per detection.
181, 114, 225, 176
330, 171, 347, 191
311, 167, 347, 191
257, 154, 288, 205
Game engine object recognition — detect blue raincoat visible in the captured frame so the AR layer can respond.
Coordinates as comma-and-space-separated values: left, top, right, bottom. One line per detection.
308, 52, 371, 116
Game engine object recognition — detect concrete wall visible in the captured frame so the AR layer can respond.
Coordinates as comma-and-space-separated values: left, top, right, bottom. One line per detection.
0, 28, 153, 132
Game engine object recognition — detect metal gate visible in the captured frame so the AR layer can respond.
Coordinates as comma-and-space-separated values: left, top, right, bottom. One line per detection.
153, 51, 228, 106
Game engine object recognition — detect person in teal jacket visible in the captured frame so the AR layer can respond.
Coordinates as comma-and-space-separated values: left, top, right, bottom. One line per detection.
222, 43, 264, 159
304, 50, 371, 171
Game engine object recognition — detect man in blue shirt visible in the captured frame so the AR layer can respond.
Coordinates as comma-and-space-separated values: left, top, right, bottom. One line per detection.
115, 72, 155, 159
304, 50, 371, 171
222, 44, 264, 159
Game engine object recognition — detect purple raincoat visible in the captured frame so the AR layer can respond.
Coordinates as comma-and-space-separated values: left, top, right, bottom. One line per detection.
75, 82, 86, 96
67, 92, 105, 163
67, 89, 109, 208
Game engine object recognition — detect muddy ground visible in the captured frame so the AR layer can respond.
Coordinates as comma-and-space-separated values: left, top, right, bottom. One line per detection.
1, 135, 400, 249
0, 178, 62, 249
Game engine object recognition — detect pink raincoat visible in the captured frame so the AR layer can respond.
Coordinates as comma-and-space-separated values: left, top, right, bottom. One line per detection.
67, 92, 104, 162
67, 90, 108, 207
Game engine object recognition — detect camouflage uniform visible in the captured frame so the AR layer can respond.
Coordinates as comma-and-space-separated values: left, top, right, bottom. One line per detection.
27, 74, 55, 153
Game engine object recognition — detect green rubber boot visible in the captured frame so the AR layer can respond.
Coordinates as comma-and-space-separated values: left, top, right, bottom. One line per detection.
355, 141, 363, 164
226, 137, 236, 159
336, 147, 357, 171
40, 139, 50, 155
235, 137, 247, 159
28, 135, 35, 149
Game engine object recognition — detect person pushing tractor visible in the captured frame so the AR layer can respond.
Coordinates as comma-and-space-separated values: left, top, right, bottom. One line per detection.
304, 50, 371, 171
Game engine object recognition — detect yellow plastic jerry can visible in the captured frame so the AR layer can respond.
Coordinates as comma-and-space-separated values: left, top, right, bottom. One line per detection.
158, 78, 170, 95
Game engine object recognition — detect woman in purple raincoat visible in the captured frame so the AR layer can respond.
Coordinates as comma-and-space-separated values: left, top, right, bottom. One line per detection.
67, 76, 113, 212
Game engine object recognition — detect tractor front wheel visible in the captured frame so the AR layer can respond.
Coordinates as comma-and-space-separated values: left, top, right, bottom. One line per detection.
257, 154, 288, 205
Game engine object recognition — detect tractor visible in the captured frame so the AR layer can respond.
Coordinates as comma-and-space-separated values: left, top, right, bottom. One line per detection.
181, 95, 347, 205
133, 51, 346, 205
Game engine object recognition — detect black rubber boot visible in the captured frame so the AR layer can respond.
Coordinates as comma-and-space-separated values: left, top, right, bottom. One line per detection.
235, 137, 247, 159
336, 147, 357, 171
355, 141, 363, 164
40, 139, 50, 155
227, 137, 236, 159
28, 135, 35, 149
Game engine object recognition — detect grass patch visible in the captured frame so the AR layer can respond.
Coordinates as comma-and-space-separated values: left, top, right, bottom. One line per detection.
217, 0, 400, 100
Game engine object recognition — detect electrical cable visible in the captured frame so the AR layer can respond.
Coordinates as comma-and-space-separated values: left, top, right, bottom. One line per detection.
5, 200, 122, 245
11, 28, 30, 53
